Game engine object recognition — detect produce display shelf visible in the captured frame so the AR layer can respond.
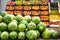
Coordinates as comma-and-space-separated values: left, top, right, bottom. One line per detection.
50, 2, 60, 28
6, 0, 49, 27
5, 0, 60, 28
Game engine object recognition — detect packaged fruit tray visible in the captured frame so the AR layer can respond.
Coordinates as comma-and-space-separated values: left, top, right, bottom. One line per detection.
50, 3, 59, 15
6, 0, 49, 27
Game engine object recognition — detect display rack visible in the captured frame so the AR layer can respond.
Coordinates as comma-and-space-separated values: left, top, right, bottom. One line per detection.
6, 0, 49, 27
50, 2, 60, 27
6, 0, 60, 28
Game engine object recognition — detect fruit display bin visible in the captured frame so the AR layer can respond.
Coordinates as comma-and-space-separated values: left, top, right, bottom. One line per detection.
6, 0, 60, 28
50, 2, 60, 27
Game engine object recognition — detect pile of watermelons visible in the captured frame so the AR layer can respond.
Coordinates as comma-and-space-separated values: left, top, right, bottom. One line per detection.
0, 11, 59, 40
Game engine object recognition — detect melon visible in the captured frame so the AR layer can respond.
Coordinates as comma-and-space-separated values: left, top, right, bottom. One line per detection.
16, 14, 23, 22
18, 32, 25, 40
4, 14, 13, 23
37, 22, 46, 32
18, 24, 26, 32
32, 17, 40, 25
10, 31, 17, 39
24, 15, 31, 23
8, 22, 17, 31
0, 22, 7, 31
27, 22, 36, 30
1, 32, 9, 40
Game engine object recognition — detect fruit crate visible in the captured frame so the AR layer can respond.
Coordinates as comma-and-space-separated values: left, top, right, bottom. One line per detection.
50, 2, 60, 27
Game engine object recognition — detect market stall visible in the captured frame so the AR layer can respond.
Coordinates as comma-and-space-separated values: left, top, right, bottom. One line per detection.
0, 0, 60, 40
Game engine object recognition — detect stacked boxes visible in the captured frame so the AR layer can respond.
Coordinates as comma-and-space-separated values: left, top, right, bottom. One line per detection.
6, 0, 50, 27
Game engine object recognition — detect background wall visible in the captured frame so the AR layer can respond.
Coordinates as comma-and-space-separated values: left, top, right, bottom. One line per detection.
0, 0, 10, 11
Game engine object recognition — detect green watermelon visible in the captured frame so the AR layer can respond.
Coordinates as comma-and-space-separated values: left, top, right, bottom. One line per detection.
4, 14, 13, 23
32, 17, 40, 25
0, 22, 7, 31
26, 30, 37, 40
11, 15, 16, 20
50, 30, 58, 39
12, 20, 18, 24
27, 22, 36, 30
42, 29, 51, 39
18, 32, 25, 40
8, 22, 17, 31
0, 11, 7, 17
25, 28, 28, 33
1, 32, 9, 40
37, 22, 46, 32
35, 30, 40, 38
0, 16, 3, 22
19, 20, 28, 26
9, 31, 17, 39
16, 14, 23, 22
0, 31, 1, 38
24, 15, 31, 23
18, 24, 26, 32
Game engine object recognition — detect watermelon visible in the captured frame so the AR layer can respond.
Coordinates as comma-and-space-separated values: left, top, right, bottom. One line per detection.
12, 20, 18, 24
1, 32, 9, 40
50, 30, 58, 39
19, 20, 28, 26
18, 24, 26, 32
18, 32, 25, 40
0, 11, 7, 17
24, 15, 31, 23
0, 22, 7, 31
25, 28, 28, 33
37, 22, 46, 32
8, 22, 17, 31
42, 29, 51, 39
9, 31, 17, 39
26, 30, 37, 40
0, 31, 1, 38
35, 30, 40, 38
16, 14, 23, 22
27, 22, 36, 30
4, 14, 13, 23
32, 17, 40, 25
0, 16, 3, 22
11, 15, 16, 20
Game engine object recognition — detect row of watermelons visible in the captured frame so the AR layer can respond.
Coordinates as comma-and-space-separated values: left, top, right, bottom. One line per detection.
0, 11, 60, 40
